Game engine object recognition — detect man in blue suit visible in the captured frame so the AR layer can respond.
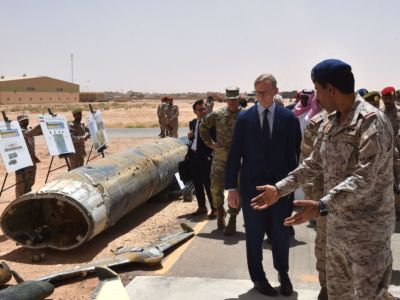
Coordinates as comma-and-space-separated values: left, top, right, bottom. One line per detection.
225, 74, 301, 297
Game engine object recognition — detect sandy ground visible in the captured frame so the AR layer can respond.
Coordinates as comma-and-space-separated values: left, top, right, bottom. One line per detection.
0, 99, 228, 129
0, 99, 229, 299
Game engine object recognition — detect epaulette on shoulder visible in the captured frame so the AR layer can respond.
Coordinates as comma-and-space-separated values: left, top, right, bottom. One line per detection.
360, 105, 377, 119
309, 111, 325, 125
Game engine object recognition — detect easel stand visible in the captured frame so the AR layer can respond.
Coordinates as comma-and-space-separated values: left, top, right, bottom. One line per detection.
44, 154, 72, 184
86, 144, 106, 164
43, 108, 72, 184
0, 111, 28, 199
0, 173, 10, 198
85, 104, 107, 164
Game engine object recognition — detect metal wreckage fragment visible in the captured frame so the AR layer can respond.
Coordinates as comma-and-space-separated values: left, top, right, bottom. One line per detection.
36, 223, 194, 284
0, 223, 195, 299
0, 137, 188, 250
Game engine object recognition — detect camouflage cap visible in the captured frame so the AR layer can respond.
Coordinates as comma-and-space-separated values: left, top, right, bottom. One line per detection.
72, 107, 83, 114
225, 86, 240, 100
17, 114, 29, 122
364, 91, 381, 104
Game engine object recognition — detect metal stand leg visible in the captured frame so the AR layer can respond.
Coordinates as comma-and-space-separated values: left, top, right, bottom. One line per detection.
45, 157, 54, 184
86, 145, 94, 165
0, 173, 8, 198
64, 157, 71, 171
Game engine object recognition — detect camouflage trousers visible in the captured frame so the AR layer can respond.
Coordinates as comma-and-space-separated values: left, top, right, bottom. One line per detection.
210, 159, 240, 215
15, 165, 37, 198
167, 120, 178, 138
159, 119, 166, 137
315, 216, 327, 288
68, 152, 86, 170
326, 235, 392, 299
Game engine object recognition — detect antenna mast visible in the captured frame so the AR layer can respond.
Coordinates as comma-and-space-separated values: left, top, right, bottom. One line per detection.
71, 53, 74, 83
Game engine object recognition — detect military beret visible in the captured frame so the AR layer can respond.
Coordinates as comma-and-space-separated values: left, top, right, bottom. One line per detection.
381, 86, 395, 96
72, 107, 83, 114
17, 114, 28, 122
364, 91, 381, 103
357, 88, 368, 97
311, 59, 352, 84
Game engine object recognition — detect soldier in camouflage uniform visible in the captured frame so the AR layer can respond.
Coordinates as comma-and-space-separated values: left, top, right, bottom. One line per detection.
300, 110, 329, 300
15, 115, 42, 198
157, 97, 168, 137
165, 97, 179, 138
363, 91, 381, 109
396, 90, 400, 105
251, 59, 395, 299
68, 108, 90, 170
200, 87, 241, 235
381, 86, 400, 217
205, 96, 214, 114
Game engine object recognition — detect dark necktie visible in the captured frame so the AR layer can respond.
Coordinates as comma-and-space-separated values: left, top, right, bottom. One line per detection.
193, 120, 199, 150
262, 109, 271, 142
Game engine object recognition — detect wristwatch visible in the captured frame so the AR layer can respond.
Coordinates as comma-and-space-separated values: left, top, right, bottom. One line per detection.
319, 201, 329, 216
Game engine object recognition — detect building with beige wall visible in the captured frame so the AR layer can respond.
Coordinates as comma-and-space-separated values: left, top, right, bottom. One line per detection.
79, 92, 106, 102
0, 76, 80, 104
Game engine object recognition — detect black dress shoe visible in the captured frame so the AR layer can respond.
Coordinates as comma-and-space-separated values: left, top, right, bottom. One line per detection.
191, 207, 208, 216
208, 209, 217, 219
278, 272, 293, 296
253, 280, 278, 297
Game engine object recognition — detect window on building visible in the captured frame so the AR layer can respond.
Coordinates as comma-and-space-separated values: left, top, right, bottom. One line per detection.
57, 88, 63, 92
30, 97, 33, 101
27, 87, 35, 91
40, 97, 42, 101
49, 97, 52, 101
19, 97, 21, 101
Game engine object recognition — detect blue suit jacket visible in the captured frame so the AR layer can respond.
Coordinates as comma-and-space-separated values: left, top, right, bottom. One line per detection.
188, 118, 215, 159
225, 104, 301, 200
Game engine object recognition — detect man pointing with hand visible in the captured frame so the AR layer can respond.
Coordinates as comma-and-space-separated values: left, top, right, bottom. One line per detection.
251, 59, 395, 300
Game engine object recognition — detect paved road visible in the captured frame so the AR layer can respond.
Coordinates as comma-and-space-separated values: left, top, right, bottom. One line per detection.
105, 129, 400, 298
125, 210, 400, 299
107, 128, 189, 138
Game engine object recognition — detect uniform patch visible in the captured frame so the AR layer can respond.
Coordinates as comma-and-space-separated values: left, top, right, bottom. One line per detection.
360, 125, 377, 144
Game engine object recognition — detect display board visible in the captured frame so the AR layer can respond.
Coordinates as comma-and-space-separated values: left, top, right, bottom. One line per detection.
87, 111, 108, 151
39, 115, 75, 156
0, 121, 33, 172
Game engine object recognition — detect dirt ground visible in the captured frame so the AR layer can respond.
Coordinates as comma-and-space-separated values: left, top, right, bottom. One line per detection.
0, 99, 230, 299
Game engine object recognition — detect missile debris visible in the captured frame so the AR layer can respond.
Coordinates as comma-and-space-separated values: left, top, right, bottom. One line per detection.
0, 281, 54, 300
35, 223, 194, 284
91, 267, 130, 300
1, 138, 188, 250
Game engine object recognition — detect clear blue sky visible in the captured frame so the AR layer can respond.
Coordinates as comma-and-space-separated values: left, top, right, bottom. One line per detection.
1, 0, 399, 93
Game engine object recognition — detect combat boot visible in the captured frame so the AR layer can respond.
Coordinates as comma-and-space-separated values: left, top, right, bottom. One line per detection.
217, 206, 226, 230
224, 214, 237, 236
